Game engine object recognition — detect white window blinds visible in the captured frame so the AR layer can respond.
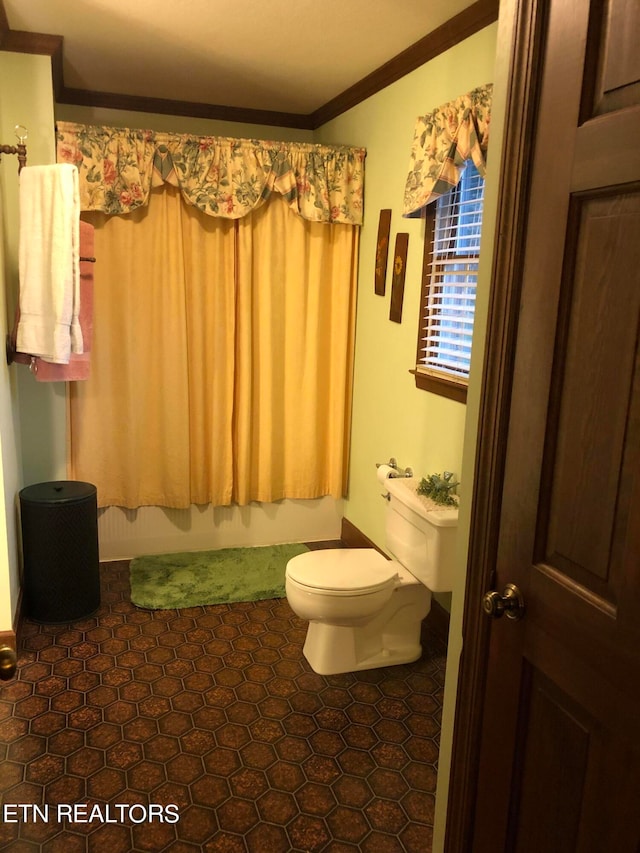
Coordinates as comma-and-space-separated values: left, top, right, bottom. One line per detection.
418, 161, 484, 380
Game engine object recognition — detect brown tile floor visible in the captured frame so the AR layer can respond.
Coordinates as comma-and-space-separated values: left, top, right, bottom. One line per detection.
0, 557, 446, 852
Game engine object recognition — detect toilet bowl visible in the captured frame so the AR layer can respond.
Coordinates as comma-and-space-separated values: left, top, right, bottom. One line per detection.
286, 548, 430, 675
286, 548, 397, 623
285, 475, 458, 675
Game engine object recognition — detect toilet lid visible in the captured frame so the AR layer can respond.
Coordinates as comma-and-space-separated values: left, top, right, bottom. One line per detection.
286, 548, 398, 595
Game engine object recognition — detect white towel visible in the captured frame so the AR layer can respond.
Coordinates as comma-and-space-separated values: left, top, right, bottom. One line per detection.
16, 164, 82, 364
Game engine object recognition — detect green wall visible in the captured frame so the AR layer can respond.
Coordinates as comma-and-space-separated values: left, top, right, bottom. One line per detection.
317, 25, 507, 849
55, 103, 314, 143
0, 51, 59, 628
1, 25, 504, 851
0, 25, 498, 628
317, 25, 498, 606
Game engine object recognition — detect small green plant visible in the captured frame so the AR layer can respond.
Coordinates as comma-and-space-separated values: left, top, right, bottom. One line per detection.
416, 471, 458, 506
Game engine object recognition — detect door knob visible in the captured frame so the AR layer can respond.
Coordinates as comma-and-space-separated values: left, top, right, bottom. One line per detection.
482, 583, 525, 621
0, 644, 17, 680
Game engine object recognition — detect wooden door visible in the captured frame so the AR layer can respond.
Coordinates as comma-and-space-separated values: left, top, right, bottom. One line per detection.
446, 0, 640, 850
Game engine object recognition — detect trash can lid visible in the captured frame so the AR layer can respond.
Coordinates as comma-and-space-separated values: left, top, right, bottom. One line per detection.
19, 481, 97, 505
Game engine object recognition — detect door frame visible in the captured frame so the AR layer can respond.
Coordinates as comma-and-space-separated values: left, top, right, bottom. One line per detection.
444, 0, 549, 848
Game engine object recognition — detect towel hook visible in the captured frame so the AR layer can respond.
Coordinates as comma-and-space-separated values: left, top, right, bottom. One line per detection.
0, 124, 27, 174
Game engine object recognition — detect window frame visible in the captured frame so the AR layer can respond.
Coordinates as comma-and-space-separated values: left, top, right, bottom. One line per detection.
412, 164, 485, 403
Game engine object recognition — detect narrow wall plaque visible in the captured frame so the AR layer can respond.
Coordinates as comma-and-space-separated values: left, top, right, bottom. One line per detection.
389, 232, 409, 323
375, 209, 392, 295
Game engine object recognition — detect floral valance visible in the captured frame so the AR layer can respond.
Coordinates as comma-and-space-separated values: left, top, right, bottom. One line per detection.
56, 122, 366, 226
402, 83, 492, 217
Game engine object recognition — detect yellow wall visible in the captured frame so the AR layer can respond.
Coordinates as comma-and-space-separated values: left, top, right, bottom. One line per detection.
317, 25, 498, 609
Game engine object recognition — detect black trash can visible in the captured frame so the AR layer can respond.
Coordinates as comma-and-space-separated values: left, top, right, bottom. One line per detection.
19, 481, 100, 623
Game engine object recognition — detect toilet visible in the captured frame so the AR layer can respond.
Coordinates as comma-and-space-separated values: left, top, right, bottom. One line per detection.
285, 476, 458, 675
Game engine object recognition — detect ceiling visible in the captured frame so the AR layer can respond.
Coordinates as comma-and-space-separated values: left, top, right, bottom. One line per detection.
1, 0, 489, 125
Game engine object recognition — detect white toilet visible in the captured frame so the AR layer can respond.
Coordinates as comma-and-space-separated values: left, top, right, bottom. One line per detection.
285, 476, 458, 674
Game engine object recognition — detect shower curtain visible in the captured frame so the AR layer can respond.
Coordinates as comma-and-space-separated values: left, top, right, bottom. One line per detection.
68, 187, 359, 508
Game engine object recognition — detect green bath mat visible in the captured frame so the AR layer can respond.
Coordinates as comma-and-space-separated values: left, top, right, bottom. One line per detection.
129, 543, 309, 610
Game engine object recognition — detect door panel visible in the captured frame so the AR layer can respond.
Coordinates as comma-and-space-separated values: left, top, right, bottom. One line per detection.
540, 192, 640, 603
511, 662, 640, 853
468, 0, 640, 849
588, 0, 640, 116
511, 669, 591, 853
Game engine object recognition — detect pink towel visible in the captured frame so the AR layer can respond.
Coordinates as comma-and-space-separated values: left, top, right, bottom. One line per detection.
13, 222, 94, 381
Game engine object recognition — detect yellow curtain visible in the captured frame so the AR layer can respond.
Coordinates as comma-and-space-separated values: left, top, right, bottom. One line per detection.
70, 187, 358, 509
234, 193, 358, 504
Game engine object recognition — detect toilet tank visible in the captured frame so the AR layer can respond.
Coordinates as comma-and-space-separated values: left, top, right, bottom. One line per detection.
384, 477, 458, 592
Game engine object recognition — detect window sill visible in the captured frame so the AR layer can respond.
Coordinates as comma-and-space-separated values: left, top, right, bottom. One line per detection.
411, 369, 468, 403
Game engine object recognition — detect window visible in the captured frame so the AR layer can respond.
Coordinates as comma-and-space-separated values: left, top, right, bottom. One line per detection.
413, 160, 485, 403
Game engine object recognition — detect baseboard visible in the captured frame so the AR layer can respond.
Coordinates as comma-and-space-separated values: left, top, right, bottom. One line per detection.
0, 628, 16, 648
3, 587, 24, 654
340, 517, 386, 554
0, 587, 21, 656
340, 516, 450, 648
424, 599, 450, 649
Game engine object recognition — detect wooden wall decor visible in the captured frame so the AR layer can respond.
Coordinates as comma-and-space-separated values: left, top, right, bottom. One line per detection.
375, 209, 392, 295
389, 233, 409, 323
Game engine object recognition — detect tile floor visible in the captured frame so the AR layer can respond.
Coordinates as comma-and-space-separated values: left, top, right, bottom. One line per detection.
0, 556, 446, 852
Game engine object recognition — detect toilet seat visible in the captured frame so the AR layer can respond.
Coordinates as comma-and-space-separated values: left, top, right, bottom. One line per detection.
286, 549, 398, 596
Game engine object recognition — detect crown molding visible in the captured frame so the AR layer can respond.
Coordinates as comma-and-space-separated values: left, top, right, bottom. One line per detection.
0, 0, 498, 130
54, 85, 316, 130
310, 0, 499, 127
